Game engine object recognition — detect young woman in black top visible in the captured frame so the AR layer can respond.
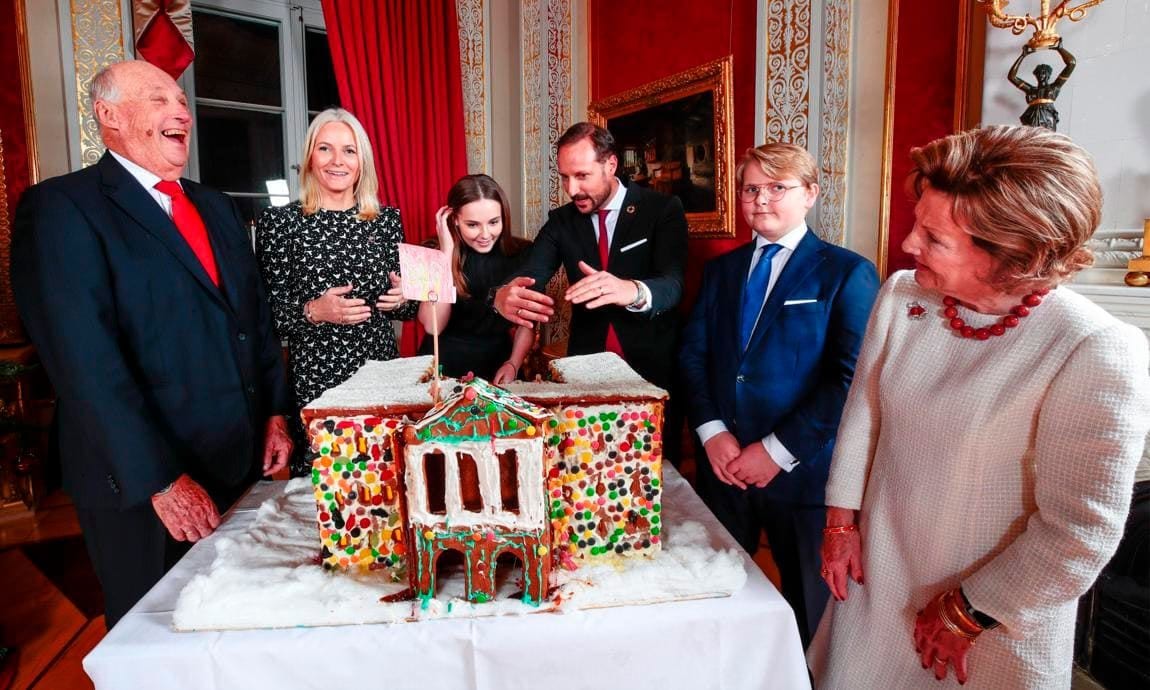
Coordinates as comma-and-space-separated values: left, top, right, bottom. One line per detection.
418, 175, 533, 382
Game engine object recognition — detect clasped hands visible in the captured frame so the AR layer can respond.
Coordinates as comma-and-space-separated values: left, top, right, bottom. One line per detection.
152, 416, 292, 543
307, 273, 406, 325
494, 261, 638, 329
702, 431, 780, 490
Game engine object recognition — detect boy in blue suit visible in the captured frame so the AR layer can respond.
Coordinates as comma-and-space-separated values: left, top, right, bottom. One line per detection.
680, 143, 878, 646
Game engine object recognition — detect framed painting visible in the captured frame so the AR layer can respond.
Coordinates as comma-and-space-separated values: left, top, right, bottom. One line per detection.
588, 56, 735, 239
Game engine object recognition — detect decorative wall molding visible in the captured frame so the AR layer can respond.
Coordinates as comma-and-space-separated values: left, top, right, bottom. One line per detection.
764, 0, 810, 147
816, 0, 851, 246
69, 0, 126, 168
520, 0, 571, 237
456, 0, 490, 175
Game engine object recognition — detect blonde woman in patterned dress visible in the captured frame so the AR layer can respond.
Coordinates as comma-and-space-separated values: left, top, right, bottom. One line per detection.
808, 126, 1150, 688
256, 108, 415, 475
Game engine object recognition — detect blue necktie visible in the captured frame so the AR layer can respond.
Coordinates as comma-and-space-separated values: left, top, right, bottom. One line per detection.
739, 243, 782, 349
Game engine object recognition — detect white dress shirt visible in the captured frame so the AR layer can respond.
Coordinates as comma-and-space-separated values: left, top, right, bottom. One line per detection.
109, 150, 183, 218
695, 223, 809, 473
593, 179, 653, 313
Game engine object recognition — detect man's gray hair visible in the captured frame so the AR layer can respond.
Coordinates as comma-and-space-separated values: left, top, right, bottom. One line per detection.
89, 64, 120, 106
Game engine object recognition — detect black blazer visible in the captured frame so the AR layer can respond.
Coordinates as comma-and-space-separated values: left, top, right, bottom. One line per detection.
516, 183, 688, 388
11, 153, 291, 510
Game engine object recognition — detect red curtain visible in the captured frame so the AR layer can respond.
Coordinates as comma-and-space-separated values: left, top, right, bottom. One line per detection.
321, 0, 468, 355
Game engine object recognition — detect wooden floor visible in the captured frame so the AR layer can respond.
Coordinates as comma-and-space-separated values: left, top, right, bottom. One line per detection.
0, 494, 102, 690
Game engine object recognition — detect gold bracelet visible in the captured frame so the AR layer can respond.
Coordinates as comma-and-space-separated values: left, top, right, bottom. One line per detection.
823, 524, 858, 535
944, 590, 984, 635
937, 601, 978, 639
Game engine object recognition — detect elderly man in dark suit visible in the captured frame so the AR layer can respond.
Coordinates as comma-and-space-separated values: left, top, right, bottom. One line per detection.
680, 143, 878, 647
493, 122, 687, 391
11, 60, 292, 628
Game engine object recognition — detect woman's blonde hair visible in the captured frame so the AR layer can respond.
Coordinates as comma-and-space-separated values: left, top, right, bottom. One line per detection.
909, 125, 1098, 290
735, 142, 819, 188
299, 108, 380, 221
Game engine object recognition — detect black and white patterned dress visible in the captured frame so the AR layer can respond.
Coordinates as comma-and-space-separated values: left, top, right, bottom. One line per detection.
256, 202, 415, 472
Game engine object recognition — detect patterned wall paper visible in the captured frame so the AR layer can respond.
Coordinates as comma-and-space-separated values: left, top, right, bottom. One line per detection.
765, 0, 811, 147
520, 0, 545, 233
816, 0, 851, 246
456, 0, 490, 174
520, 0, 572, 236
70, 0, 126, 168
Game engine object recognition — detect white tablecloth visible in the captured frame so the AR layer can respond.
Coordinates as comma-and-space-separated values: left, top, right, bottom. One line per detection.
84, 465, 810, 689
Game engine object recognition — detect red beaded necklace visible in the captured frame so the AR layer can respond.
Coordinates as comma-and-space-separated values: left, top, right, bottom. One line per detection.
943, 287, 1050, 340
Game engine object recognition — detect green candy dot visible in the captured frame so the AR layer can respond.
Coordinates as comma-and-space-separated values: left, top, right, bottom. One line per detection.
588, 415, 597, 424
609, 491, 618, 500
610, 533, 619, 543
651, 479, 660, 487
585, 488, 595, 496
651, 516, 660, 525
324, 492, 333, 500
613, 528, 624, 536
507, 418, 518, 429
551, 510, 565, 519
371, 549, 380, 558
549, 419, 559, 428
550, 435, 561, 445
321, 446, 330, 456
485, 403, 498, 413
653, 504, 662, 513
551, 500, 562, 509
651, 527, 661, 536
577, 419, 586, 427
345, 546, 355, 555
640, 508, 649, 516
570, 533, 578, 542
359, 461, 368, 471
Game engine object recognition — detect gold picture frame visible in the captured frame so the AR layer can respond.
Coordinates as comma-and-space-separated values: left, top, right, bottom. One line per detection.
588, 56, 736, 239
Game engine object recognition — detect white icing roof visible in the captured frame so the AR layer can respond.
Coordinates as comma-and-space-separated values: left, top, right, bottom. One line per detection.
304, 352, 666, 415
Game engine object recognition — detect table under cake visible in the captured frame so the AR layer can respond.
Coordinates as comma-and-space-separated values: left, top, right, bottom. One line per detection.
83, 464, 810, 689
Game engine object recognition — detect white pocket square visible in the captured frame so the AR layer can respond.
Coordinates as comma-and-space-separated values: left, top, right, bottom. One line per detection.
783, 299, 818, 306
619, 238, 648, 253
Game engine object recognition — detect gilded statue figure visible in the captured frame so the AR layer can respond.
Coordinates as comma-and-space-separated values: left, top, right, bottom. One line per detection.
1008, 39, 1076, 131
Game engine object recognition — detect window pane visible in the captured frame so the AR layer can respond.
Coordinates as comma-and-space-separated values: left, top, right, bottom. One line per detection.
193, 11, 282, 107
306, 28, 340, 113
229, 196, 275, 236
196, 105, 285, 194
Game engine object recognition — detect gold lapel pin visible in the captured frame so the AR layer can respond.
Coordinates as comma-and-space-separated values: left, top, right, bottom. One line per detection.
625, 204, 636, 214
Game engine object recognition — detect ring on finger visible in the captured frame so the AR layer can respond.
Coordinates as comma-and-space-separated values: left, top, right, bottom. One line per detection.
517, 308, 524, 317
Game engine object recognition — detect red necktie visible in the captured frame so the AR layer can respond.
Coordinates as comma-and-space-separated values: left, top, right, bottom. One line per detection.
596, 209, 623, 356
154, 180, 220, 286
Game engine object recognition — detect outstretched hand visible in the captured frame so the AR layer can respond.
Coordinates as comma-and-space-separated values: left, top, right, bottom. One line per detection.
565, 261, 639, 309
151, 474, 220, 542
494, 276, 554, 327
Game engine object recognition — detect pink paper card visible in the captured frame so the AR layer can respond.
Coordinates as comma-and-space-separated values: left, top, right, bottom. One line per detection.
397, 243, 456, 303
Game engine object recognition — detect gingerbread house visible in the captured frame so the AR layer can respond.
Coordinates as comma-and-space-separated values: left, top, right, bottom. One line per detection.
402, 379, 553, 606
302, 353, 668, 604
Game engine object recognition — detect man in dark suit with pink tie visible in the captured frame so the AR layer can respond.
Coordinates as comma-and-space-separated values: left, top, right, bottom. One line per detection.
11, 60, 292, 627
680, 143, 879, 647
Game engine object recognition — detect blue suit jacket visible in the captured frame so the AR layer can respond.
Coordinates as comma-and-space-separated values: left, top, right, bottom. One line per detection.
680, 229, 879, 504
11, 153, 291, 510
